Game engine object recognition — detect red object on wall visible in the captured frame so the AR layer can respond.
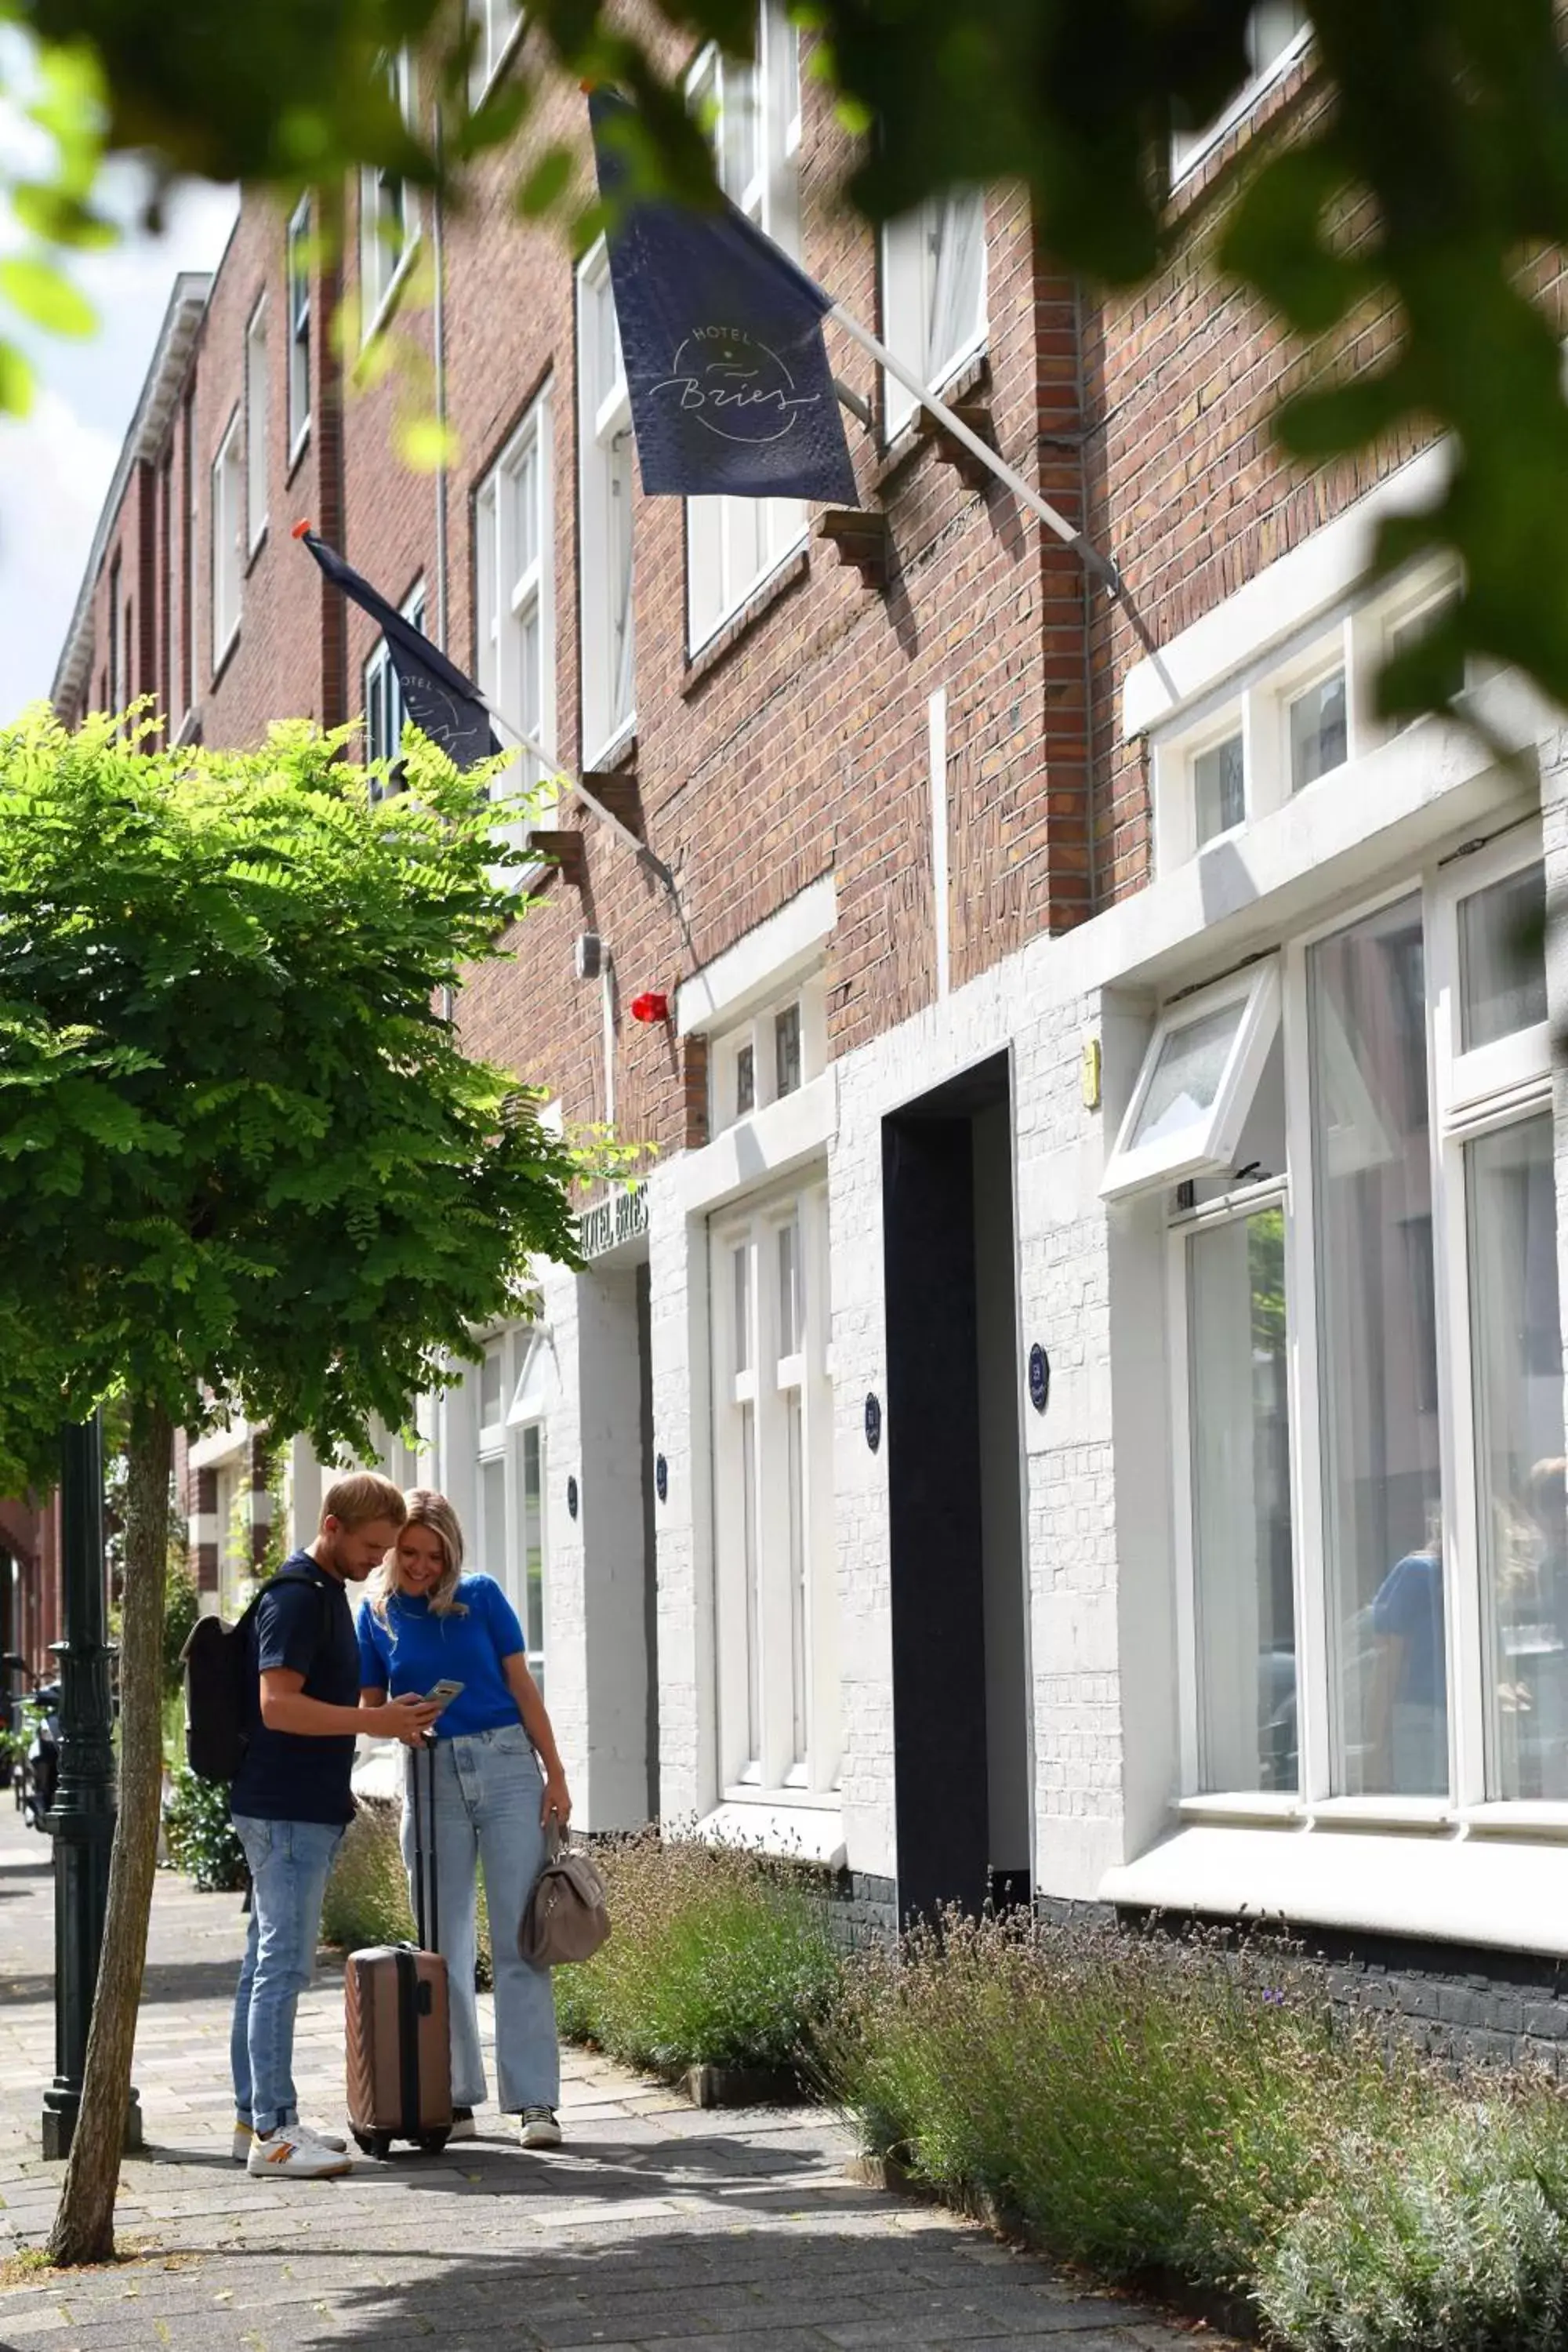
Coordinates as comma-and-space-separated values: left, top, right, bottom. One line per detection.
630, 991, 670, 1025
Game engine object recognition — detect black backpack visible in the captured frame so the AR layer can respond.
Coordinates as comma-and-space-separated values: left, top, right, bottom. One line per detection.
179, 1567, 326, 1782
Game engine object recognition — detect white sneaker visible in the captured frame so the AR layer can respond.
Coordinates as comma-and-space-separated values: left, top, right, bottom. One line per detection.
295, 2120, 350, 2154
450, 2107, 477, 2141
247, 2125, 352, 2179
231, 2118, 253, 2165
519, 2105, 561, 2150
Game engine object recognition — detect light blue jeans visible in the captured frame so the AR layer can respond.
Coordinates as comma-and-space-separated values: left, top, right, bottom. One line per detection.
403, 1724, 558, 2112
230, 1814, 344, 2136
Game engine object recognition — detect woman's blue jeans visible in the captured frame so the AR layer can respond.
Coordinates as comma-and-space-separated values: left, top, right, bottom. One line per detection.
230, 1814, 344, 2135
403, 1724, 558, 2111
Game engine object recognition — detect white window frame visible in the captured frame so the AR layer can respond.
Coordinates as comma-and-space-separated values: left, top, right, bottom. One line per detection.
880, 189, 989, 443
684, 0, 807, 654
1101, 960, 1280, 1202
360, 51, 420, 339
474, 387, 555, 853
710, 1176, 838, 1797
708, 972, 829, 1140
245, 294, 269, 557
576, 241, 636, 765
362, 579, 427, 789
1149, 556, 1465, 875
467, 0, 524, 107
210, 408, 243, 671
1167, 833, 1561, 1830
286, 197, 311, 461
1171, 2, 1311, 184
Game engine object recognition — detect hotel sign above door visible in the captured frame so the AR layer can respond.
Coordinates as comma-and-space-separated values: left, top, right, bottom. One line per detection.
579, 1181, 649, 1260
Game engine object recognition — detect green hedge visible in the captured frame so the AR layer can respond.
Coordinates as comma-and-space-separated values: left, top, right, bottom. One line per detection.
817, 1906, 1568, 2352
162, 1768, 247, 1892
320, 1796, 492, 1987
555, 1829, 842, 2074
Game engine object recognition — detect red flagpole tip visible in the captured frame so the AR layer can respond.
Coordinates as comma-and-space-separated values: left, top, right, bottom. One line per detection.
291, 518, 314, 539
579, 78, 597, 93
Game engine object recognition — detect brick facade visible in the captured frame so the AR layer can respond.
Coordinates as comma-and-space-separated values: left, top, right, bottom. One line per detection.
50, 29, 1568, 2044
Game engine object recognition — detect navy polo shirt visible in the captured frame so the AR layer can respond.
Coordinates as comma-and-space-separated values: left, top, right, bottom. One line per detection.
229, 1552, 361, 1826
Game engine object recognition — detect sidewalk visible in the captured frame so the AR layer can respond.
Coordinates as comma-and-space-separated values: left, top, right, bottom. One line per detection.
0, 1803, 1212, 2352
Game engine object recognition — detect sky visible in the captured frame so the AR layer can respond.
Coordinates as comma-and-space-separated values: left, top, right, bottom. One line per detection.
0, 160, 238, 721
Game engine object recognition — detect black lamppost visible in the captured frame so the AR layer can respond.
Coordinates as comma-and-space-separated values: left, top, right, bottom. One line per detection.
41, 1414, 140, 2158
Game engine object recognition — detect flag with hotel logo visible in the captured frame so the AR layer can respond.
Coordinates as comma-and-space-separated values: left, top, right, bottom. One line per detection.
588, 89, 858, 507
296, 526, 500, 771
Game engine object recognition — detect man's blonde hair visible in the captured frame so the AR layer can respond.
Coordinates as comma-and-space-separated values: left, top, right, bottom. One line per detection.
320, 1471, 408, 1533
367, 1489, 468, 1621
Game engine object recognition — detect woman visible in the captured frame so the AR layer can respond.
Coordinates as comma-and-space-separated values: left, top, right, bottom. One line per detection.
358, 1490, 570, 2148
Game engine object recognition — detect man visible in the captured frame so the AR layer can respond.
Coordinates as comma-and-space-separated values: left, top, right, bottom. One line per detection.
230, 1472, 437, 2179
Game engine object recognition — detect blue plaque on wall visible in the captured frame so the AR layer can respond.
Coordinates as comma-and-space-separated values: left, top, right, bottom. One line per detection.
655, 1453, 668, 1503
864, 1392, 882, 1453
1029, 1343, 1050, 1414
567, 1474, 579, 1521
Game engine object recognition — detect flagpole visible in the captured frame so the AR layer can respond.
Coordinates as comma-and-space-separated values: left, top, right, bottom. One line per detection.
827, 304, 1120, 592
476, 691, 681, 905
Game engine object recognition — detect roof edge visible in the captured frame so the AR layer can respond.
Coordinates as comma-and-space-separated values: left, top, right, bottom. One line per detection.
49, 270, 212, 716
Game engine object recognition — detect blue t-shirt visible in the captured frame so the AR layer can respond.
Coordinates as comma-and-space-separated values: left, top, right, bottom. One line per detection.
1372, 1549, 1446, 1708
230, 1553, 361, 1826
357, 1574, 527, 1738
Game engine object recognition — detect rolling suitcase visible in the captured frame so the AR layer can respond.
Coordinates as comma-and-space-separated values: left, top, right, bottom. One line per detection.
343, 1737, 453, 2158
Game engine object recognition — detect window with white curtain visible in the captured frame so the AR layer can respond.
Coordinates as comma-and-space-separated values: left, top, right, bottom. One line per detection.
880, 190, 988, 441
577, 244, 635, 762
710, 1179, 839, 1795
1163, 837, 1563, 1816
211, 410, 243, 668
475, 387, 554, 840
471, 1326, 550, 1694
362, 579, 427, 790
286, 198, 311, 457
245, 296, 268, 554
360, 52, 419, 334
467, 0, 524, 105
685, 0, 806, 652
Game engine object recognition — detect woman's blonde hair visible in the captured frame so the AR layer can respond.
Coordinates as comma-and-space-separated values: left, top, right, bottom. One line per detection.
367, 1488, 469, 1621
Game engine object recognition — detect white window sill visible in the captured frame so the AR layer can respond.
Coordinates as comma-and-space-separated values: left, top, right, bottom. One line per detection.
677, 873, 837, 1037
884, 332, 989, 449
1101, 1818, 1568, 1958
1169, 27, 1312, 188
688, 528, 810, 662
212, 619, 241, 681
583, 717, 637, 775
681, 1068, 837, 1216
1176, 1792, 1301, 1826
697, 1796, 846, 1871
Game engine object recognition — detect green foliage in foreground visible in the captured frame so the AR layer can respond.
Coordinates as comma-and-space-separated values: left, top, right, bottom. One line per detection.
555, 1831, 843, 2074
818, 1905, 1568, 2352
161, 1767, 245, 1892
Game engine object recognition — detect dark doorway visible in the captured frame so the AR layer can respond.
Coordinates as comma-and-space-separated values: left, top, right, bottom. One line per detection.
883, 1051, 1031, 1925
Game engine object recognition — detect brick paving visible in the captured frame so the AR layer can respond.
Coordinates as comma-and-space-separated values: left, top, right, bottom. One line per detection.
0, 1806, 1211, 2352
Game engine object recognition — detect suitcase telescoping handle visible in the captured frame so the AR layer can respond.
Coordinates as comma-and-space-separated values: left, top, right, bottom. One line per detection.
409, 1733, 440, 1952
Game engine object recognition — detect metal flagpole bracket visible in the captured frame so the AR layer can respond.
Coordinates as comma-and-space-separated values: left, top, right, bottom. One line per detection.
478, 694, 681, 909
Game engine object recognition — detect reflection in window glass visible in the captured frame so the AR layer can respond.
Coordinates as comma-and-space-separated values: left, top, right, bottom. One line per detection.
1459, 862, 1548, 1051
775, 1003, 802, 1098
1130, 1001, 1244, 1152
481, 1454, 506, 1588
778, 1221, 800, 1356
786, 1389, 808, 1765
1189, 1207, 1297, 1791
1468, 1114, 1568, 1798
733, 1245, 752, 1374
741, 1399, 760, 1764
1390, 596, 1466, 727
480, 1344, 503, 1427
735, 1042, 756, 1118
1289, 670, 1347, 793
1309, 897, 1445, 1797
1194, 733, 1245, 845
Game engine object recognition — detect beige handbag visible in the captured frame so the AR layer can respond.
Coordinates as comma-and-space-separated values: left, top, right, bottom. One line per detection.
518, 1824, 612, 1966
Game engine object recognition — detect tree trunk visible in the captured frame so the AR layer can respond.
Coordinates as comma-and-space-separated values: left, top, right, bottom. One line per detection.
46, 1401, 172, 2266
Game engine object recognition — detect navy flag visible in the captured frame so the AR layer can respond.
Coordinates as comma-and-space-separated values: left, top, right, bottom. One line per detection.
296, 525, 500, 771
589, 89, 858, 508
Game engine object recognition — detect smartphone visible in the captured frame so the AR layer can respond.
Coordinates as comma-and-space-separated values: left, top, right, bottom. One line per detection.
423, 1679, 465, 1715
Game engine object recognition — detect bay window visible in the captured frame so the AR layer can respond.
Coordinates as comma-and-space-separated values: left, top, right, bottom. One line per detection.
475, 387, 554, 844
1148, 834, 1563, 1817
710, 1179, 838, 1795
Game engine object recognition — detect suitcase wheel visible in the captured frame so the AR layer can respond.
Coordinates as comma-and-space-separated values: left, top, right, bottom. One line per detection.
417, 2128, 452, 2154
354, 2129, 394, 2161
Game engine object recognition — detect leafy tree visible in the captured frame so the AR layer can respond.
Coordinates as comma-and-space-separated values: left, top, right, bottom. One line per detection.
4, 1, 1567, 727
0, 709, 580, 2263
